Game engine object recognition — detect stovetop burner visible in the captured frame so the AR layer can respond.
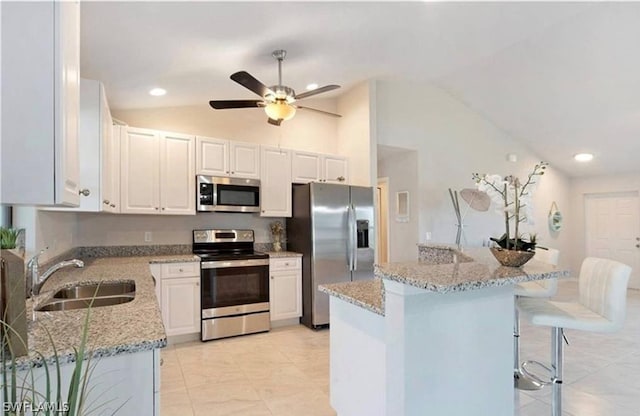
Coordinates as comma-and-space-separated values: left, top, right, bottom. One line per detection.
195, 251, 268, 261
192, 229, 267, 261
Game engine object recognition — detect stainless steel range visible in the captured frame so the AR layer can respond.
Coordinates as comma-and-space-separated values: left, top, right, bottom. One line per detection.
193, 229, 270, 341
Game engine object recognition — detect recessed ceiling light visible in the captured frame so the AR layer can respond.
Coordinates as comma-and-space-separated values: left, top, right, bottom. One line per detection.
574, 153, 594, 162
305, 83, 318, 91
149, 88, 167, 96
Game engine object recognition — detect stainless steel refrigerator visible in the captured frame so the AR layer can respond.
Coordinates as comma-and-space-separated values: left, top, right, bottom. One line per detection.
287, 182, 375, 328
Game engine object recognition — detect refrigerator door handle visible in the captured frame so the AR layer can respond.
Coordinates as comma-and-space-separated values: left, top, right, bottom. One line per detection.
348, 204, 356, 272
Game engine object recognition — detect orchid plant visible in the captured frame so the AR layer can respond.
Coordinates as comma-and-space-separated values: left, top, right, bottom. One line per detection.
472, 162, 547, 251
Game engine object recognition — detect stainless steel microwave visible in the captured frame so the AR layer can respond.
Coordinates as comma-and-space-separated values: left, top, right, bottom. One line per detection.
197, 176, 260, 213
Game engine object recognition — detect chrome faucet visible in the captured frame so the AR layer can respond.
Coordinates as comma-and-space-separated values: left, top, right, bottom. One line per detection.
27, 250, 84, 296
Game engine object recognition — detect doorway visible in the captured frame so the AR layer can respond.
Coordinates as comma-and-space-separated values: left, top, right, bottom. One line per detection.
376, 177, 389, 264
585, 192, 640, 289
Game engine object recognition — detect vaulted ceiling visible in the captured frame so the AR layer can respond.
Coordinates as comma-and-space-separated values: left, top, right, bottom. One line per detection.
81, 2, 640, 177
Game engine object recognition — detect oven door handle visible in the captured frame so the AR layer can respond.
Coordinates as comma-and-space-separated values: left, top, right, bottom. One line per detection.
201, 259, 270, 269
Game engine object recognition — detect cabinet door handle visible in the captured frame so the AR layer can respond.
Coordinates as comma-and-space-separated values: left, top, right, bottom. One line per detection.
337, 176, 345, 182
162, 207, 165, 211
103, 199, 110, 205
154, 207, 159, 210
110, 204, 116, 208
79, 188, 91, 197
179, 268, 184, 272
231, 171, 235, 174
271, 276, 274, 279
196, 282, 200, 286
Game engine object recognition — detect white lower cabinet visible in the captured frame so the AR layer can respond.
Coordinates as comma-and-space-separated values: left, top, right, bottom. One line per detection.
152, 262, 200, 337
4, 349, 159, 416
269, 256, 302, 322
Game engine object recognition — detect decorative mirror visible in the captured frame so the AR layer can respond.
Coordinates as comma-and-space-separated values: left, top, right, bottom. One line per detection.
396, 191, 410, 222
548, 201, 563, 231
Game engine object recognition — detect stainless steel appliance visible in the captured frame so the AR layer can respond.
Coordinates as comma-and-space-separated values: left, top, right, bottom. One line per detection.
193, 229, 270, 341
197, 176, 260, 213
287, 183, 375, 328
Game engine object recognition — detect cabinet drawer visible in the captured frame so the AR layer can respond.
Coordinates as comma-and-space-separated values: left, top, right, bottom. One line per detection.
269, 257, 301, 271
161, 262, 200, 279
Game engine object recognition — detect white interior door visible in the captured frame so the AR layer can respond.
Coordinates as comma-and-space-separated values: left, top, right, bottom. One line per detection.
585, 192, 640, 288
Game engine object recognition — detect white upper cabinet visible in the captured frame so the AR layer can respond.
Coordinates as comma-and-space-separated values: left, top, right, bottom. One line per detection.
70, 79, 108, 211
196, 136, 259, 179
291, 151, 323, 183
230, 141, 260, 179
323, 155, 349, 184
160, 132, 196, 214
1, 1, 80, 206
121, 127, 195, 215
292, 151, 348, 184
103, 123, 121, 213
121, 128, 160, 214
260, 146, 292, 217
196, 136, 228, 176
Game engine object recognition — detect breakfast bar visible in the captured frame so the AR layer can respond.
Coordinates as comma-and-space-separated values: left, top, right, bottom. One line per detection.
320, 246, 568, 416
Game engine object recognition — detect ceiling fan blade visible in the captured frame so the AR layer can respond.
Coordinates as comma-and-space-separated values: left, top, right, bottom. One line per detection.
268, 118, 282, 126
294, 85, 340, 100
230, 71, 274, 98
209, 100, 263, 109
296, 105, 342, 118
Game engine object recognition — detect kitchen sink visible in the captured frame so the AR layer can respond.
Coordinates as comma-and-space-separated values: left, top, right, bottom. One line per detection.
35, 295, 135, 312
53, 281, 136, 299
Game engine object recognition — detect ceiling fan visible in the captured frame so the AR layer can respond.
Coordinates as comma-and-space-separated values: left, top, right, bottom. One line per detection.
209, 49, 341, 126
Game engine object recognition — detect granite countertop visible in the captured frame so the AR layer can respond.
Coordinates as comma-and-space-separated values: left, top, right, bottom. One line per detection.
320, 247, 569, 315
319, 279, 384, 316
378, 248, 568, 293
265, 251, 303, 258
12, 254, 198, 371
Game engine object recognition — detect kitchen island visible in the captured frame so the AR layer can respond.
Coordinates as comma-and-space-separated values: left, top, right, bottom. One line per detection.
320, 246, 568, 416
3, 253, 198, 416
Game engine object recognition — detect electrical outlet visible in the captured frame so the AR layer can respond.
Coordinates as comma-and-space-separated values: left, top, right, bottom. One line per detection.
144, 232, 152, 242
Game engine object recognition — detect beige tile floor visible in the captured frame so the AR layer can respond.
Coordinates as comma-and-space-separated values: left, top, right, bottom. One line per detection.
161, 280, 640, 416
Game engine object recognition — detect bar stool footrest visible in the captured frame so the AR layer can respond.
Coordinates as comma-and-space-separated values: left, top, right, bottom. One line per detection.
522, 360, 554, 387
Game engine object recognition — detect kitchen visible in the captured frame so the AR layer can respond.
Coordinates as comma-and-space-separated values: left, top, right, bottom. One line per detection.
3, 1, 640, 416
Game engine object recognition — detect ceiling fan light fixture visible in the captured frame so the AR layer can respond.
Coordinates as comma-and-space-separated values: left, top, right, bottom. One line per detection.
306, 83, 318, 91
265, 100, 296, 121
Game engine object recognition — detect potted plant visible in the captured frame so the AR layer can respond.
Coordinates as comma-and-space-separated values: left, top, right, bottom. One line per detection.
472, 162, 547, 267
0, 228, 20, 250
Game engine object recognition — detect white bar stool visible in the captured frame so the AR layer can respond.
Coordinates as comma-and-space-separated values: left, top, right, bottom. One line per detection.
513, 247, 560, 390
517, 257, 632, 416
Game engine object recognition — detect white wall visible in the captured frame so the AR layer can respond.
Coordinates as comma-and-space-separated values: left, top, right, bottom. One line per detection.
12, 207, 78, 262
377, 147, 419, 262
75, 212, 280, 246
374, 80, 572, 267
112, 98, 339, 154
568, 173, 640, 273
337, 82, 373, 186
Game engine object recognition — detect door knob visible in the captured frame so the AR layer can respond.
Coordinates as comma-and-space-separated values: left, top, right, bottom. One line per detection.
636, 244, 640, 248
